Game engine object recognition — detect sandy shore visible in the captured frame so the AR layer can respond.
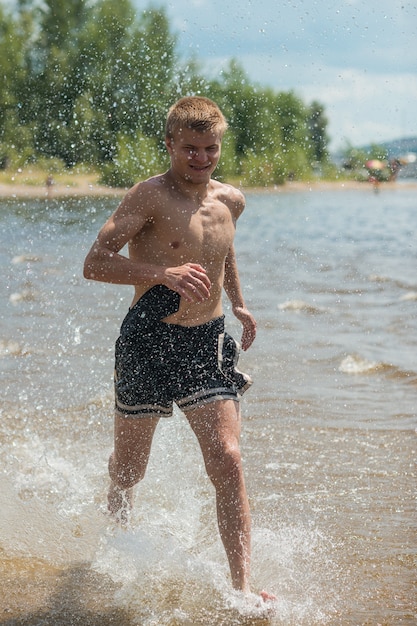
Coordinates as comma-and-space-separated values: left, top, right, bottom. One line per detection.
0, 178, 416, 199
0, 181, 126, 199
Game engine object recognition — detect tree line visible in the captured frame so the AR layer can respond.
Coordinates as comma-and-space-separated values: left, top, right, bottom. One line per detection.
0, 0, 332, 187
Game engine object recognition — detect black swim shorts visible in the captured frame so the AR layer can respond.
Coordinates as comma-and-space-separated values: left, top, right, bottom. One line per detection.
114, 285, 252, 417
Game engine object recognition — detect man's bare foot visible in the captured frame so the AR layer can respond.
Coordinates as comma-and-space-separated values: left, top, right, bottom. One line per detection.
107, 482, 133, 527
230, 589, 277, 618
259, 589, 277, 602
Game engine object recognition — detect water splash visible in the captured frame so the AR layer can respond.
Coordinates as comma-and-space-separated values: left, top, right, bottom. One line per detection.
339, 354, 380, 374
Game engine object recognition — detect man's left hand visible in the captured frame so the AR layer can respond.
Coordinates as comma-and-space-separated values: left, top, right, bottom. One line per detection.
232, 306, 257, 351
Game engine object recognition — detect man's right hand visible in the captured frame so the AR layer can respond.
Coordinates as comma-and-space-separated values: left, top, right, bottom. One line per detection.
164, 263, 211, 303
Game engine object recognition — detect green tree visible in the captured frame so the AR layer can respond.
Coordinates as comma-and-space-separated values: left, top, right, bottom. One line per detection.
307, 100, 329, 163
133, 9, 177, 140
273, 91, 312, 179
13, 0, 95, 164
0, 2, 34, 166
74, 0, 142, 163
0, 0, 334, 186
208, 65, 317, 184
99, 130, 168, 187
84, 4, 177, 178
1, 0, 178, 167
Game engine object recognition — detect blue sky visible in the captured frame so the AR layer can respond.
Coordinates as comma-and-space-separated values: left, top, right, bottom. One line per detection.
133, 0, 417, 151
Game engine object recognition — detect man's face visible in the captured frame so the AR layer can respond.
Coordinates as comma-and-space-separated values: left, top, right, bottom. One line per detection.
165, 127, 222, 184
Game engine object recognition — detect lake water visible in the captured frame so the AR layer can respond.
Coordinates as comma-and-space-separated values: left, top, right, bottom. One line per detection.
1, 184, 416, 625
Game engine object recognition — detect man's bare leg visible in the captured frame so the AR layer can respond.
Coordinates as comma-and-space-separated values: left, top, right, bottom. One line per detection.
107, 412, 159, 524
185, 400, 252, 592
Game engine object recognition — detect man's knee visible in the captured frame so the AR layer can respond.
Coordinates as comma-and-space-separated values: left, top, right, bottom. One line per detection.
205, 442, 243, 488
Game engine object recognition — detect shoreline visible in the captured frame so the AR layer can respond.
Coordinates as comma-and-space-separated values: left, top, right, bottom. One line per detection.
0, 178, 416, 199
244, 179, 417, 194
0, 181, 126, 199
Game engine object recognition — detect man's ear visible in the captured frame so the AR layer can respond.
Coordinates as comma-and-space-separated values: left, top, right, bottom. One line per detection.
165, 136, 173, 155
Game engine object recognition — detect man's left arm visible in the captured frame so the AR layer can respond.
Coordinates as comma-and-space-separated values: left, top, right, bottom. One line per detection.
224, 244, 256, 351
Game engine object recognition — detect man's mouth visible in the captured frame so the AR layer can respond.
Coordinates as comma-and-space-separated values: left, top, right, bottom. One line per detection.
189, 164, 210, 171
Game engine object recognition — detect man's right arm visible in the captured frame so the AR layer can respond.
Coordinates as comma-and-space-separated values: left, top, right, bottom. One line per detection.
83, 184, 162, 286
83, 184, 211, 302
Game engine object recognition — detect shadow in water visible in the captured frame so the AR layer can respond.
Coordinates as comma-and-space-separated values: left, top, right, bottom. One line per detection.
0, 563, 135, 626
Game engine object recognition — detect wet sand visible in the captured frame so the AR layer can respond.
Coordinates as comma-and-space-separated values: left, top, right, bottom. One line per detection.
0, 181, 126, 199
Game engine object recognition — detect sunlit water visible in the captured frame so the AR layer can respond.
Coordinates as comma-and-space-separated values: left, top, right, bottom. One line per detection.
1, 184, 416, 625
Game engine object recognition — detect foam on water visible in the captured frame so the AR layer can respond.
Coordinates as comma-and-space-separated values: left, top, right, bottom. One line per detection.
339, 353, 380, 374
0, 411, 342, 624
338, 353, 417, 386
0, 338, 24, 356
278, 299, 328, 315
90, 520, 337, 624
399, 290, 417, 301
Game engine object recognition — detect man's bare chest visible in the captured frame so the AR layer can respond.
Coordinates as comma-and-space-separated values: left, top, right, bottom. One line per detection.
133, 203, 235, 261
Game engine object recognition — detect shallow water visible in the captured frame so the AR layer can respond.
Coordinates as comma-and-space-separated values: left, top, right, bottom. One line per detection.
1, 184, 416, 624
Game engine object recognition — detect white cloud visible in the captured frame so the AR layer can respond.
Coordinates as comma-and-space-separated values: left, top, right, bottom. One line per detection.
300, 70, 417, 149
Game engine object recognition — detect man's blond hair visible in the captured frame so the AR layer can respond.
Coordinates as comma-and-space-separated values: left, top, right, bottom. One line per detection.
165, 96, 228, 139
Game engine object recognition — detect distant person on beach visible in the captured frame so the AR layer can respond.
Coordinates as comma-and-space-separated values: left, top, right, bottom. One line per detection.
45, 174, 54, 197
84, 96, 274, 602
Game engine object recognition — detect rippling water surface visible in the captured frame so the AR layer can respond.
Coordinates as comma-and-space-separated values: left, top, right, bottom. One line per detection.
1, 185, 416, 624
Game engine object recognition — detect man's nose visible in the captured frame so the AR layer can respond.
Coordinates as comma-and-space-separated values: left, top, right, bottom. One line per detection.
192, 149, 207, 162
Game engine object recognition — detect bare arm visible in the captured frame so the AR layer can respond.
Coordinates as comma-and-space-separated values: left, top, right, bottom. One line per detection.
83, 213, 164, 285
83, 184, 211, 302
224, 244, 256, 350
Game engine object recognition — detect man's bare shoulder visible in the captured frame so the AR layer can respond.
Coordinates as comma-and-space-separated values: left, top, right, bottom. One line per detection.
211, 179, 245, 217
124, 174, 166, 201
118, 174, 170, 217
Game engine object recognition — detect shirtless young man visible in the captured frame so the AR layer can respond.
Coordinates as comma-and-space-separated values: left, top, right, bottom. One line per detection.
84, 96, 273, 600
